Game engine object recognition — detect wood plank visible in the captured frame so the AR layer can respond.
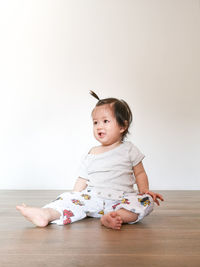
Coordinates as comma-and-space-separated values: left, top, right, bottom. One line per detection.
0, 190, 200, 266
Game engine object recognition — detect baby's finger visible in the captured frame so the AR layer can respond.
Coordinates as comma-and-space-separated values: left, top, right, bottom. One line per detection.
154, 198, 160, 206
153, 195, 157, 202
150, 194, 158, 204
157, 194, 164, 201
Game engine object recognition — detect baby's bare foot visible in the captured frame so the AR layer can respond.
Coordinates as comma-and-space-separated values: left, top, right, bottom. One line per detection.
16, 204, 49, 227
101, 211, 123, 230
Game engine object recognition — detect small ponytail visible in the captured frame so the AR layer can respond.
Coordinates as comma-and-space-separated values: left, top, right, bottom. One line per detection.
89, 90, 100, 101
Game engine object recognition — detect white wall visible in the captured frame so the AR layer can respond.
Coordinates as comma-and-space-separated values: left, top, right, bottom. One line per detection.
0, 0, 199, 190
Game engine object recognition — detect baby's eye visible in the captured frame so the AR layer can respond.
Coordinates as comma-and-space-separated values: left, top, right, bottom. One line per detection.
104, 120, 109, 123
93, 121, 97, 125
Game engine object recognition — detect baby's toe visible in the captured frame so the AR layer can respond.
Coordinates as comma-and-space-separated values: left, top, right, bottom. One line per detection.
116, 216, 122, 222
110, 212, 117, 218
115, 224, 122, 230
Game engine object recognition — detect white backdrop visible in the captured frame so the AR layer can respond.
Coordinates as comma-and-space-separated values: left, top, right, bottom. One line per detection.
0, 0, 199, 190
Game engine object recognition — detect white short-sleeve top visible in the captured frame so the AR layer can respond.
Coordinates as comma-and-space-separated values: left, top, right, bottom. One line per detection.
78, 141, 145, 200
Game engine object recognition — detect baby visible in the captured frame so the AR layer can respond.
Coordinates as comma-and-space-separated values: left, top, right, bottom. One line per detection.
16, 91, 164, 230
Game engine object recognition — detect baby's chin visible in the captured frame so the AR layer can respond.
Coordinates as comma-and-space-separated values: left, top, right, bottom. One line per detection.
94, 137, 117, 147
94, 133, 122, 147
94, 136, 110, 146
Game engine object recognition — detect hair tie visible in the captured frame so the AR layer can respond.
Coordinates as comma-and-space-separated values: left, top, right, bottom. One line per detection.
89, 90, 100, 101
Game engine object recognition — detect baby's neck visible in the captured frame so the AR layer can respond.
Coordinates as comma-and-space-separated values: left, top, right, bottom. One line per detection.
99, 140, 122, 152
89, 140, 123, 155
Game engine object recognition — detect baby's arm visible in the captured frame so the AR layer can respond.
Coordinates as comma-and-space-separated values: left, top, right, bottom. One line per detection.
133, 162, 164, 205
133, 162, 149, 194
73, 177, 88, 192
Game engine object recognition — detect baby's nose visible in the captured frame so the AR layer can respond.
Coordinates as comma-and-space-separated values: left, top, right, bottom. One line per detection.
97, 121, 104, 129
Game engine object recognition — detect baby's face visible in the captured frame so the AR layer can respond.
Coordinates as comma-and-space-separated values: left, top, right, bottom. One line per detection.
92, 104, 125, 146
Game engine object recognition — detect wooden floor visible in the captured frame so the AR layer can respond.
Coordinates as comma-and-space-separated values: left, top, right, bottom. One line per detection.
0, 190, 200, 267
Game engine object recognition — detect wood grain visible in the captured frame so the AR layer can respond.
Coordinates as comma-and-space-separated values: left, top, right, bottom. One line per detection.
0, 190, 200, 266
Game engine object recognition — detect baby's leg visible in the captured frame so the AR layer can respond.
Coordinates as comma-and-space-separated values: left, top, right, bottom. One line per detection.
116, 208, 138, 223
16, 204, 60, 227
101, 209, 138, 230
101, 193, 154, 230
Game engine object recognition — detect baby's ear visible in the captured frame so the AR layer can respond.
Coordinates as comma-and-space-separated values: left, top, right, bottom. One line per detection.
120, 120, 128, 133
124, 120, 128, 127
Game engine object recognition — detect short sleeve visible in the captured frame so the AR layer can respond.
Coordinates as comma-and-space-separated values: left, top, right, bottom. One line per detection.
77, 154, 89, 180
129, 142, 145, 167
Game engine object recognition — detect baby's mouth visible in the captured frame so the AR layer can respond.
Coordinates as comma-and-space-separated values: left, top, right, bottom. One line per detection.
98, 132, 105, 138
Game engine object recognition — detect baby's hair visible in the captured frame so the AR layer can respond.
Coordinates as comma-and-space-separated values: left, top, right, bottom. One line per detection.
89, 90, 133, 141
89, 90, 100, 100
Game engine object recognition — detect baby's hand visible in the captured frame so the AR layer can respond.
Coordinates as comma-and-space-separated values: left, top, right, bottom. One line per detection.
145, 191, 164, 206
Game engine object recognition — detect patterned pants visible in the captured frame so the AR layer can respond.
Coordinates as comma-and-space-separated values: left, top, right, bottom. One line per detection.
43, 188, 154, 225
